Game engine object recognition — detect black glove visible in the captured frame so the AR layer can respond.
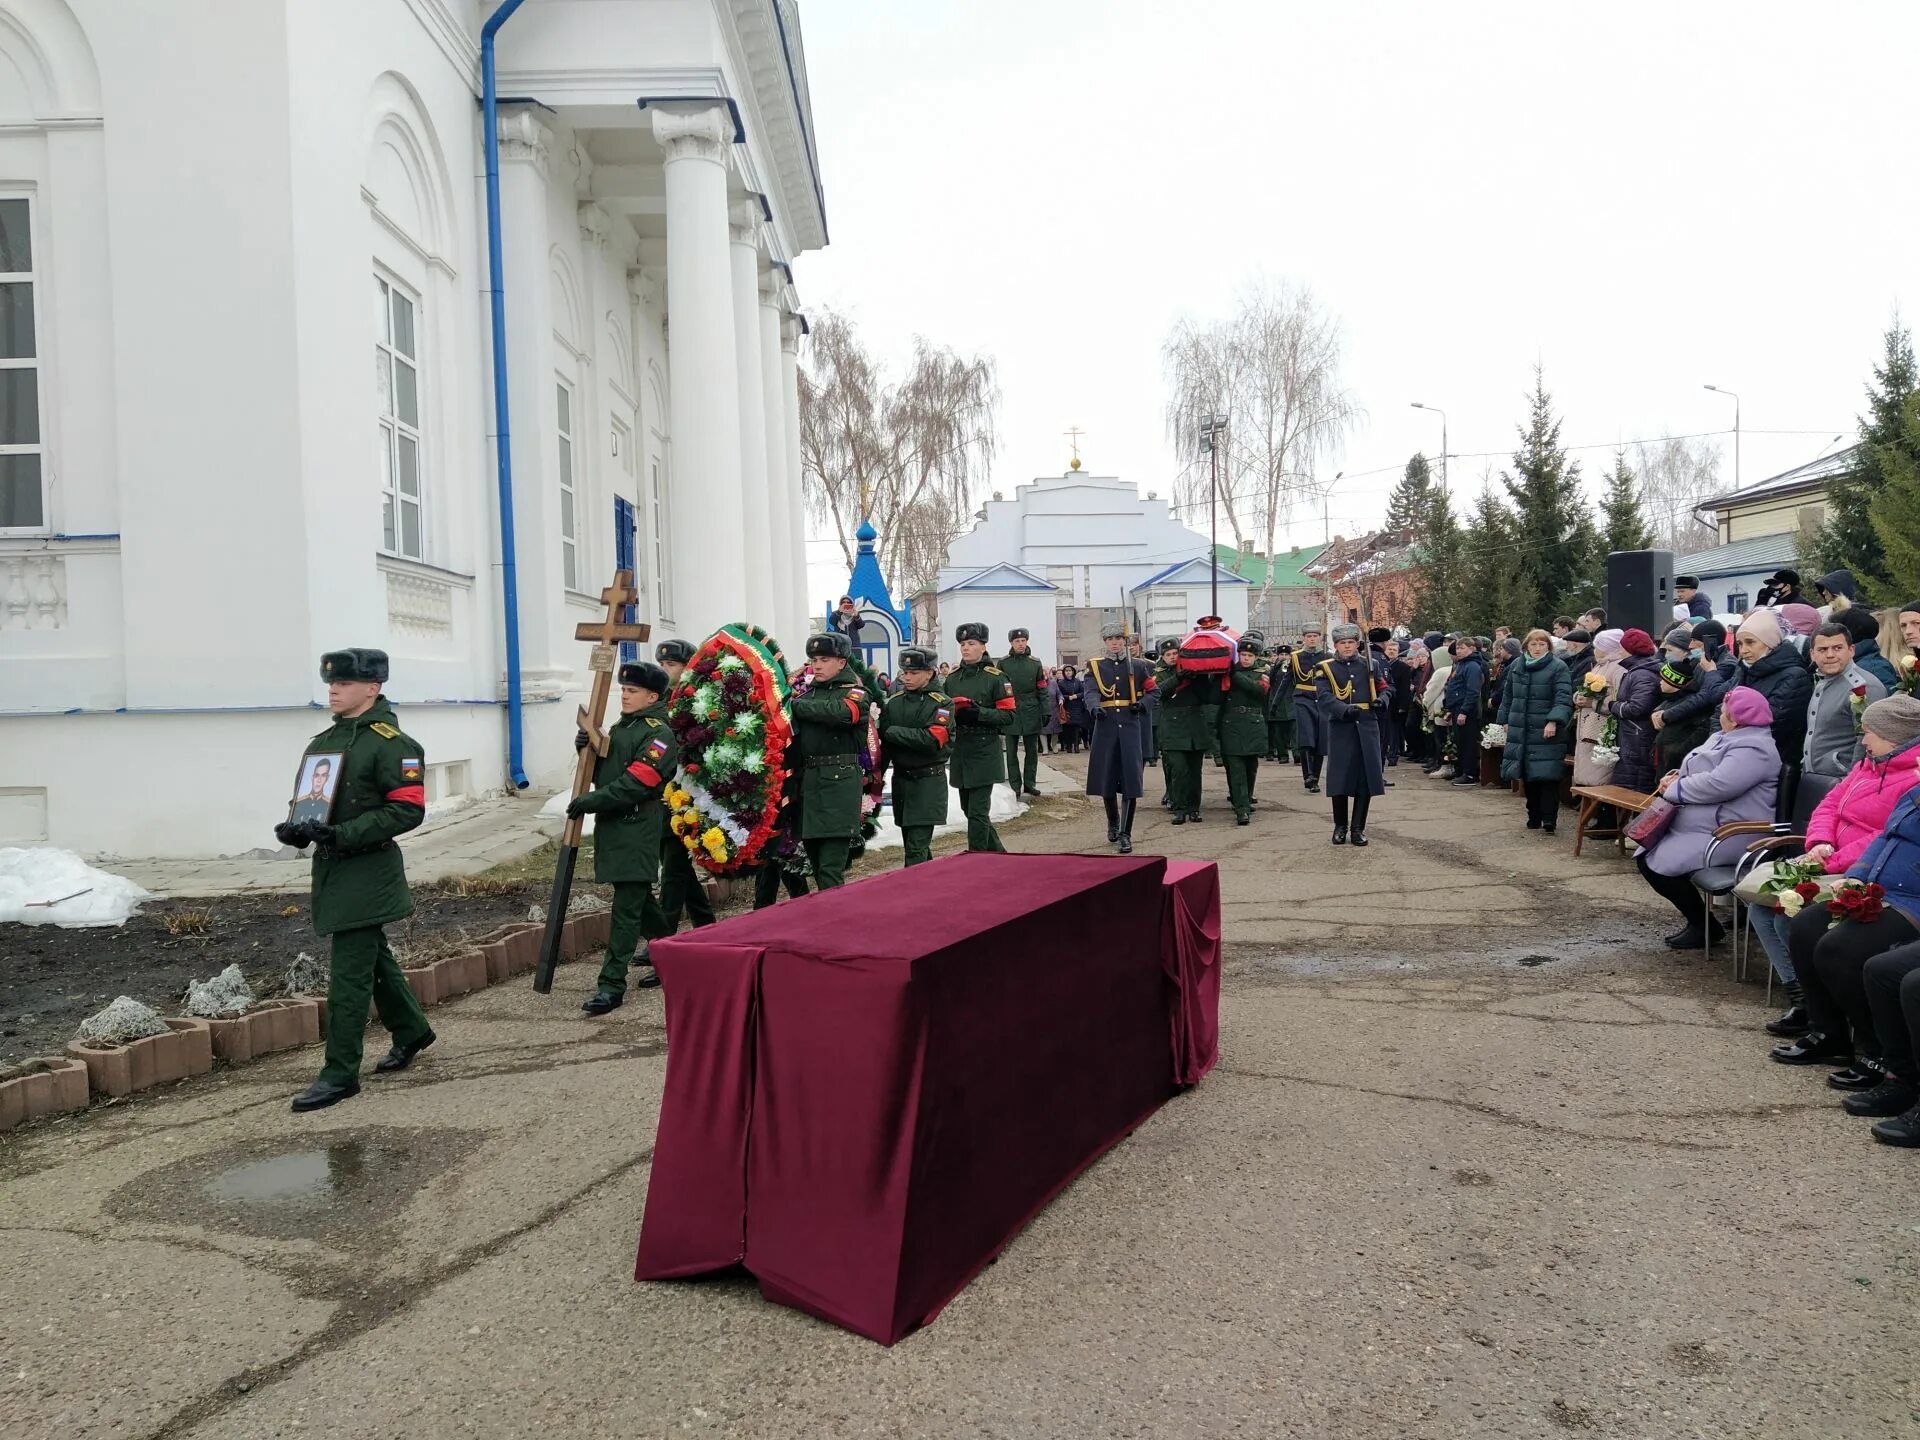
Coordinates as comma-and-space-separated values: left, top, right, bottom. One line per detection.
566, 796, 591, 819
274, 821, 309, 849
574, 728, 591, 752
301, 821, 336, 847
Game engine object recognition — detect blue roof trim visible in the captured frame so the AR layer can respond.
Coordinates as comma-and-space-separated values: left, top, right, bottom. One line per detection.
1136, 558, 1252, 589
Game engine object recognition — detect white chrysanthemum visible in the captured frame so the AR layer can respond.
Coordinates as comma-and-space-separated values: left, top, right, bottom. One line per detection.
717, 654, 745, 672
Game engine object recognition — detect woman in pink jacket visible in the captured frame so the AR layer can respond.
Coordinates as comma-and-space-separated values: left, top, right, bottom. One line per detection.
1750, 694, 1920, 1036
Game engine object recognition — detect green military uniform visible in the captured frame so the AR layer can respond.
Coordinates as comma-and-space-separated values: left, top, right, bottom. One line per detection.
945, 647, 1014, 851
790, 659, 870, 887
1220, 656, 1271, 823
996, 639, 1048, 796
572, 700, 676, 998
1153, 657, 1221, 822
880, 673, 952, 866
1266, 653, 1298, 760
298, 696, 433, 1089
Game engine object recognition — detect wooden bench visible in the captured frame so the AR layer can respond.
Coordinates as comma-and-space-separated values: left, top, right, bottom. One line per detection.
1569, 784, 1657, 858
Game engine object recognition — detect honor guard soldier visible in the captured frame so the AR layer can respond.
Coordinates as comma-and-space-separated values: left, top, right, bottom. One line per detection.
945, 621, 1015, 850
997, 628, 1048, 798
278, 648, 435, 1112
789, 632, 872, 887
567, 660, 677, 1014
1289, 624, 1329, 792
1221, 633, 1271, 824
1314, 623, 1388, 845
879, 646, 953, 865
1153, 633, 1218, 824
1084, 623, 1156, 852
651, 638, 716, 932
1266, 642, 1298, 762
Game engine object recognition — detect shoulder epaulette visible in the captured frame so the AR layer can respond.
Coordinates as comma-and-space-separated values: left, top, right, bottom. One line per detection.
369, 721, 401, 740
984, 665, 1003, 675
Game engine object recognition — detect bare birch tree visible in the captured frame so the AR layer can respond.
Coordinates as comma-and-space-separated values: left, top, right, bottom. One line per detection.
798, 311, 1000, 598
1630, 432, 1723, 553
1163, 280, 1361, 621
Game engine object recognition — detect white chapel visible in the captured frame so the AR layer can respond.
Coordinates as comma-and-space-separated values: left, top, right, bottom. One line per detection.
0, 0, 824, 858
925, 465, 1248, 665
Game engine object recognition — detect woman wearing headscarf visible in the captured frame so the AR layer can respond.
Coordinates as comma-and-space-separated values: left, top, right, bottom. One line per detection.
1747, 695, 1920, 1038
1603, 628, 1663, 793
1726, 608, 1814, 768
1635, 686, 1781, 948
1055, 665, 1088, 753
1778, 602, 1823, 657
1498, 629, 1573, 833
1572, 628, 1627, 787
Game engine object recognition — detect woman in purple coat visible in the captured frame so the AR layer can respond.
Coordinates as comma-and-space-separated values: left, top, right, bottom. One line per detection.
1635, 685, 1781, 949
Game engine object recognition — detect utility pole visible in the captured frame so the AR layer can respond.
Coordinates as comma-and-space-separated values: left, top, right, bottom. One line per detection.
1199, 413, 1229, 618
1410, 401, 1448, 500
1704, 384, 1740, 490
1322, 471, 1341, 636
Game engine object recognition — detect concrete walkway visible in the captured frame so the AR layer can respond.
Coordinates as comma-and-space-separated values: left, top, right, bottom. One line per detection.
6, 764, 1917, 1438
102, 792, 562, 899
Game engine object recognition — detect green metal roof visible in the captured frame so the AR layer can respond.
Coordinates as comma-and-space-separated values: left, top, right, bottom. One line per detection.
1214, 541, 1329, 587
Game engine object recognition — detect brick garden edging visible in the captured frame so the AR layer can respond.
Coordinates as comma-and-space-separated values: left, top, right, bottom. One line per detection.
34, 916, 605, 1116
0, 1056, 90, 1131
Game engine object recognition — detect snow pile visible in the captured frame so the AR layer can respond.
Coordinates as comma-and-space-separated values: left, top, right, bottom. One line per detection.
863, 786, 1025, 853
76, 996, 170, 1046
181, 964, 256, 1018
282, 952, 329, 997
0, 847, 152, 928
537, 790, 594, 835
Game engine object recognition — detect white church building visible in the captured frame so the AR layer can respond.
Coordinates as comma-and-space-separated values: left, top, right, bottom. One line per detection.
926, 465, 1249, 666
0, 0, 824, 857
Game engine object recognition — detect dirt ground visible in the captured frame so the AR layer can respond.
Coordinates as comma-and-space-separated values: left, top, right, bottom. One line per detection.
3, 760, 1918, 1439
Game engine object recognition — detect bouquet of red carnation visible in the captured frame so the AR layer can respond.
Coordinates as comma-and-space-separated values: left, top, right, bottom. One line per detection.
1825, 879, 1887, 928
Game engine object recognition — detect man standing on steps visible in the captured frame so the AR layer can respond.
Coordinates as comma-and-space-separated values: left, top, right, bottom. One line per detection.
278, 647, 435, 1112
945, 622, 1016, 851
1220, 634, 1271, 825
650, 638, 716, 933
997, 627, 1048, 799
1288, 625, 1329, 792
1085, 622, 1156, 851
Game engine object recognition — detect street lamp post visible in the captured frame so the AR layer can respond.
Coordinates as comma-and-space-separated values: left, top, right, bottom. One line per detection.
1322, 471, 1341, 635
1410, 402, 1448, 496
1199, 413, 1229, 618
1704, 384, 1740, 490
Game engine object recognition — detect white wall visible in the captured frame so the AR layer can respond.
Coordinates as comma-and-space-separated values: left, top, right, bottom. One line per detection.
932, 590, 1053, 666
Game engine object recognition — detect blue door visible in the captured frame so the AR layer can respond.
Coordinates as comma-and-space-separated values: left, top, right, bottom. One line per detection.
613, 496, 639, 662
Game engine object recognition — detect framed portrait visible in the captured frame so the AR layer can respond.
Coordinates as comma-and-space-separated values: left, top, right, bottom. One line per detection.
288, 752, 345, 826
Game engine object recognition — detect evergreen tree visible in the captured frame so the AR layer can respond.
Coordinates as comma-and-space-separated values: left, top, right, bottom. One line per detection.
1500, 368, 1593, 622
1599, 449, 1652, 554
1807, 316, 1917, 603
1385, 452, 1434, 531
1458, 483, 1534, 636
1869, 392, 1920, 601
1409, 480, 1466, 630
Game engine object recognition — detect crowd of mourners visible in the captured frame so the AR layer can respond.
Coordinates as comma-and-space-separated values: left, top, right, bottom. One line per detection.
1358, 569, 1920, 1151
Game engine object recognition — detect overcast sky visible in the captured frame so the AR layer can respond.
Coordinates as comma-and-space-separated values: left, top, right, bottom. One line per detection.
793, 0, 1918, 609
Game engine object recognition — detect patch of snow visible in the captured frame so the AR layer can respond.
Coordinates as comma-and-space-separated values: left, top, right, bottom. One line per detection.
0, 847, 152, 928
283, 952, 329, 997
181, 964, 256, 1018
863, 785, 1025, 853
537, 789, 594, 836
76, 996, 169, 1045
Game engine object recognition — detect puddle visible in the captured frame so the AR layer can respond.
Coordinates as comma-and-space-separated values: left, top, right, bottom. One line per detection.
108, 1125, 486, 1243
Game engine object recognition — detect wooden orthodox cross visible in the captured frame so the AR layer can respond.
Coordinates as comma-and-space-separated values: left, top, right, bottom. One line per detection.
534, 570, 649, 993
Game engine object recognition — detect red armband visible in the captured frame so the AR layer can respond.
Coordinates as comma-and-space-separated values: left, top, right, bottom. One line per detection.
845, 695, 865, 724
385, 785, 426, 807
626, 761, 663, 787
994, 695, 1017, 711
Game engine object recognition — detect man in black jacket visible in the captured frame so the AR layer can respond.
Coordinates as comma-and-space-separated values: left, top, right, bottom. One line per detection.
1675, 575, 1714, 619
1656, 618, 1736, 744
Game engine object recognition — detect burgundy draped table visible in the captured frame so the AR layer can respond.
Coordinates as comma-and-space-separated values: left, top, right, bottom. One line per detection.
634, 850, 1222, 1345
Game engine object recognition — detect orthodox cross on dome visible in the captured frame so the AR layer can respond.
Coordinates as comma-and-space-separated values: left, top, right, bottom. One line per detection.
1064, 426, 1085, 471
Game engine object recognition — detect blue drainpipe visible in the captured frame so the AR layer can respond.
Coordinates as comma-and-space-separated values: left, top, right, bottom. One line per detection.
482, 0, 530, 789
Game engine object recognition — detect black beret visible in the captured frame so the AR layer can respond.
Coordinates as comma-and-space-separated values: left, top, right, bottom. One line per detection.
320, 648, 389, 684
955, 622, 989, 644
898, 647, 937, 672
806, 632, 853, 660
619, 661, 669, 693
655, 638, 696, 665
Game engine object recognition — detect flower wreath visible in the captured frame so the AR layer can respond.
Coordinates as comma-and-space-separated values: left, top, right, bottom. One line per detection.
664, 624, 794, 875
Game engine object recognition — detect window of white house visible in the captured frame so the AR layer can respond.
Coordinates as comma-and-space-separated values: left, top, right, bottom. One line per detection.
648, 453, 672, 621
376, 274, 423, 558
556, 380, 577, 590
0, 197, 43, 531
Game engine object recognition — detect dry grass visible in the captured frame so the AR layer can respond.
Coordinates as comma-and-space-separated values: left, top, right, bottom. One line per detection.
435, 874, 523, 900
160, 907, 215, 938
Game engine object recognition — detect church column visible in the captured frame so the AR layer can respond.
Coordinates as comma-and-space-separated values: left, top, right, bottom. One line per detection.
780, 314, 810, 635
651, 105, 744, 643
495, 109, 565, 684
729, 201, 775, 627
759, 276, 795, 642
